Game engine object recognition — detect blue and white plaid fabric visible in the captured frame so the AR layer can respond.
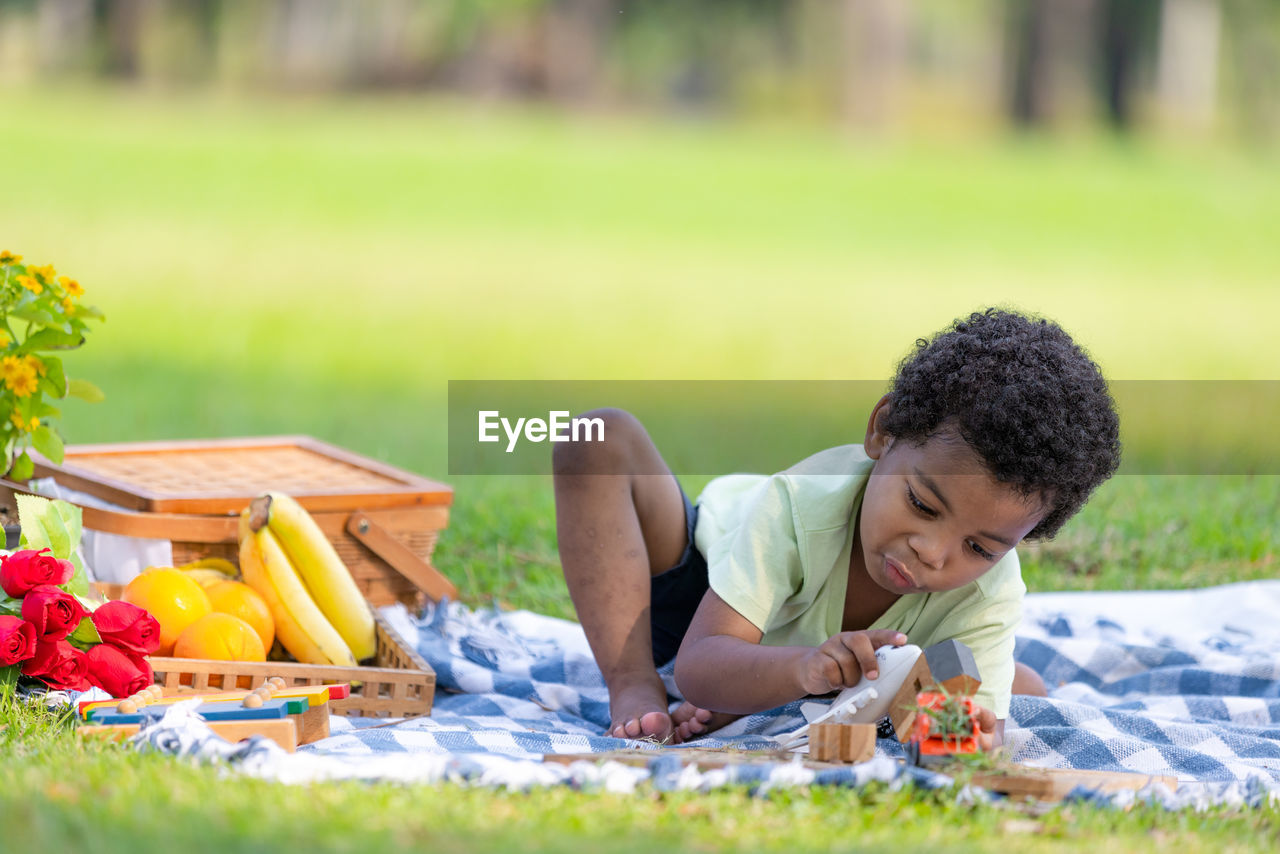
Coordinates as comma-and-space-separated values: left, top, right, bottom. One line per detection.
121, 582, 1280, 807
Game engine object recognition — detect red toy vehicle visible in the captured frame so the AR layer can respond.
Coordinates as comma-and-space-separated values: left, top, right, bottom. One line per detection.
909, 691, 980, 756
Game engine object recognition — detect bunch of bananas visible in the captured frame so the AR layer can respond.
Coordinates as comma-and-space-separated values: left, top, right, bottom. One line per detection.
238, 492, 377, 665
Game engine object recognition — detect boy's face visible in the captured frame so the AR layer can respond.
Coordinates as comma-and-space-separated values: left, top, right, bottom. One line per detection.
859, 400, 1044, 597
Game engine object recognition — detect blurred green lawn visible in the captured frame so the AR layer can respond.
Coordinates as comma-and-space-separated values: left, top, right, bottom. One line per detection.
2, 85, 1278, 609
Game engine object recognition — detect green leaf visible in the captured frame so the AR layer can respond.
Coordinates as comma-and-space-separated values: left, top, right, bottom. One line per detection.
17, 327, 84, 351
8, 305, 70, 332
74, 304, 105, 321
67, 378, 105, 403
0, 666, 16, 692
31, 424, 64, 464
68, 614, 101, 647
8, 451, 33, 481
32, 401, 61, 419
40, 355, 66, 397
17, 493, 72, 557
0, 596, 21, 618
16, 493, 88, 597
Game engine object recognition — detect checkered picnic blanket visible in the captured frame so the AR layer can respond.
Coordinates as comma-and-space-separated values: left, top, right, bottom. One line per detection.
119, 582, 1280, 807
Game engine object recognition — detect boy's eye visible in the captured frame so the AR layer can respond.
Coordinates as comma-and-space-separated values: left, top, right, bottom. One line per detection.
967, 540, 995, 561
906, 485, 936, 517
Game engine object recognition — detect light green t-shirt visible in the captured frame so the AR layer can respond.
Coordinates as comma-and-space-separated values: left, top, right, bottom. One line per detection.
693, 444, 1025, 719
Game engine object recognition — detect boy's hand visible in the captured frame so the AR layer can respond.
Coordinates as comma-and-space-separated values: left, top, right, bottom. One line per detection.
798, 630, 908, 696
974, 704, 1001, 751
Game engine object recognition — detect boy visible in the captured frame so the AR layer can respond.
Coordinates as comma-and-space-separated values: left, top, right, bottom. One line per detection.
553, 309, 1120, 746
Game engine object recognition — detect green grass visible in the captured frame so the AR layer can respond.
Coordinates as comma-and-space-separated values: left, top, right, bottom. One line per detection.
2, 84, 1280, 852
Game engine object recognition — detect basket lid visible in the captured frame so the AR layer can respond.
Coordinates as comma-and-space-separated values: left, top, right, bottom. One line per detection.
31, 435, 453, 515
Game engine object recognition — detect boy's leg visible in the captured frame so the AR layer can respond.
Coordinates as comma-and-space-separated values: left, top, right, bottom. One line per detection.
553, 409, 692, 742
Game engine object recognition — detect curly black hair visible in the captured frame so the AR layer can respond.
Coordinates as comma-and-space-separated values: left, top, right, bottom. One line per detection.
880, 308, 1121, 540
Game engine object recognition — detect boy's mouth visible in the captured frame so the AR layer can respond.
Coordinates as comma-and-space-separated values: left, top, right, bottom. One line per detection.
884, 556, 918, 591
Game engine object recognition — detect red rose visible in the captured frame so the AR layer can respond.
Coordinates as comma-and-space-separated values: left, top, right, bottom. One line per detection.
21, 638, 89, 690
0, 548, 75, 598
84, 643, 153, 698
21, 585, 89, 642
90, 600, 161, 656
0, 615, 37, 666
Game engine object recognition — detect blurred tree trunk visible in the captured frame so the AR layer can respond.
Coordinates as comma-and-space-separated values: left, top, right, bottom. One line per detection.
95, 0, 146, 78
1097, 0, 1159, 129
1007, 0, 1055, 127
543, 0, 613, 104
1156, 0, 1220, 131
1222, 0, 1280, 141
36, 0, 94, 73
838, 0, 909, 130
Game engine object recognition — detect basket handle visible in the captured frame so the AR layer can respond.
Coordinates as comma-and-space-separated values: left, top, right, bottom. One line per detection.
346, 511, 458, 604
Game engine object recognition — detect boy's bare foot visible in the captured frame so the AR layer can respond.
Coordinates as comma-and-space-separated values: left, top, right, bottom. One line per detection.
671, 701, 741, 742
608, 672, 675, 742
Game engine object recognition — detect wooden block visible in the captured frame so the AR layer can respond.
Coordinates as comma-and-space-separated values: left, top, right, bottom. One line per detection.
808, 723, 877, 763
296, 703, 331, 744
887, 654, 935, 741
970, 767, 1178, 802
78, 717, 299, 753
923, 640, 982, 696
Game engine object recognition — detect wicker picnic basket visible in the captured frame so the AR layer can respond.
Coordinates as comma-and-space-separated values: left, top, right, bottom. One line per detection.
2, 435, 457, 717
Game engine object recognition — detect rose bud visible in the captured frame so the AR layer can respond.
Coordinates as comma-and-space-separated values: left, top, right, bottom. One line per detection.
90, 600, 162, 656
21, 585, 89, 642
21, 638, 89, 691
85, 643, 154, 698
0, 548, 76, 598
0, 615, 37, 666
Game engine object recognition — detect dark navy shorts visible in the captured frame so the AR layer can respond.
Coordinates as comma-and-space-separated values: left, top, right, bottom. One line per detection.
649, 485, 711, 667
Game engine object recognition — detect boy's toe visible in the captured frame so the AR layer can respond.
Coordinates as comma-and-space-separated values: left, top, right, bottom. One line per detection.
638, 711, 674, 742
610, 713, 673, 743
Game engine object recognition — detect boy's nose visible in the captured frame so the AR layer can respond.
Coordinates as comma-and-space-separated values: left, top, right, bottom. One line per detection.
908, 535, 946, 572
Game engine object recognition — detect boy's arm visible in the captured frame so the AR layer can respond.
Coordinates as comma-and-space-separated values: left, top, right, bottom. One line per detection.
673, 589, 907, 715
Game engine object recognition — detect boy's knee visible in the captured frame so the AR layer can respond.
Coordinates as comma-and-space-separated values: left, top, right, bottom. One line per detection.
1012, 661, 1048, 697
552, 407, 644, 477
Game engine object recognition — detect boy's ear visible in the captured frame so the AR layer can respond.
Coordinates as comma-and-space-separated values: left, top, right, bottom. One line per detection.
864, 394, 894, 460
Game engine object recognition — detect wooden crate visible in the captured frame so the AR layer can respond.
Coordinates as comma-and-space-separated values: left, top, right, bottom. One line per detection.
22, 435, 457, 609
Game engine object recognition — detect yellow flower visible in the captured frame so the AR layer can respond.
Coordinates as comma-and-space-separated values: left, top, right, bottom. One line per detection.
59, 276, 85, 297
62, 297, 76, 314
25, 355, 45, 376
30, 264, 56, 282
1, 355, 38, 397
7, 370, 38, 398
0, 251, 20, 265
1, 355, 24, 383
16, 275, 43, 295
9, 413, 38, 433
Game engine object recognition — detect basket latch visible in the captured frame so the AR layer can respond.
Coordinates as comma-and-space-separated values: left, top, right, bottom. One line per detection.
346, 512, 459, 604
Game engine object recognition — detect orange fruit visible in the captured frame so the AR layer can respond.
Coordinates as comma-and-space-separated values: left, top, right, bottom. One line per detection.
204, 579, 275, 651
172, 613, 267, 662
122, 567, 213, 656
